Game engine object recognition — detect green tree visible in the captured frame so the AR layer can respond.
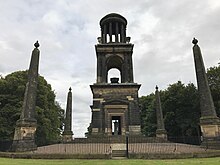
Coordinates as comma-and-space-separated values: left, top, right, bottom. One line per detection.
140, 93, 156, 136
161, 81, 200, 137
207, 65, 220, 117
140, 81, 200, 138
0, 71, 64, 146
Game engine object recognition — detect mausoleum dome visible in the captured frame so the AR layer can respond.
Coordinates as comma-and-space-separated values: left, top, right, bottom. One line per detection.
98, 13, 128, 43
100, 13, 127, 26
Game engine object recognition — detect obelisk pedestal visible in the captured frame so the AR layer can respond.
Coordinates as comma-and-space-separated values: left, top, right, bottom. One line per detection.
11, 41, 40, 152
12, 119, 37, 152
192, 38, 220, 149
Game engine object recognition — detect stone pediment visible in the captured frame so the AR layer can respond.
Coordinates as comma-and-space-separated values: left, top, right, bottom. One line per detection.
103, 99, 129, 105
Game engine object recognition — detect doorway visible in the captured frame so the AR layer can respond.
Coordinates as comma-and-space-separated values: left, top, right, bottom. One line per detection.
112, 116, 121, 135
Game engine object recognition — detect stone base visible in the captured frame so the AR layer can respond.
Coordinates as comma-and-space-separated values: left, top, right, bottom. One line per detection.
89, 125, 141, 136
156, 129, 167, 140
129, 125, 141, 135
11, 118, 37, 152
89, 127, 104, 136
201, 137, 220, 150
200, 116, 220, 137
199, 116, 220, 149
62, 131, 74, 143
11, 139, 37, 152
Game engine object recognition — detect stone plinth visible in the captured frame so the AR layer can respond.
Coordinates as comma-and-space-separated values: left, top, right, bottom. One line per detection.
200, 116, 220, 137
129, 125, 141, 135
11, 119, 37, 151
156, 129, 167, 140
62, 133, 74, 143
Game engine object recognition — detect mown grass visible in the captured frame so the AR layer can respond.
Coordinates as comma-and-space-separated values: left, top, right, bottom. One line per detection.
0, 157, 220, 165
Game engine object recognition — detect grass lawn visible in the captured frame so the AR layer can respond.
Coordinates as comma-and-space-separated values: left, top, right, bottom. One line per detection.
0, 157, 220, 165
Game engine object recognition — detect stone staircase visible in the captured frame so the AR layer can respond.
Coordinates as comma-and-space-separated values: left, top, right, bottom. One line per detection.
111, 143, 127, 159
112, 150, 127, 159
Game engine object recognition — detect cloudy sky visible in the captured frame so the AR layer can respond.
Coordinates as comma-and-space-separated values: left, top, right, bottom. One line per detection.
0, 0, 220, 137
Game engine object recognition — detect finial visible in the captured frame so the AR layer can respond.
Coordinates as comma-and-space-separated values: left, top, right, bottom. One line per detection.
126, 37, 131, 43
69, 87, 72, 91
34, 41, 40, 48
192, 38, 198, 45
156, 85, 158, 90
97, 37, 102, 44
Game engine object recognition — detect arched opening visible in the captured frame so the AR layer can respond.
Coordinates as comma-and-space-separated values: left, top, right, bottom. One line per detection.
106, 55, 123, 83
108, 68, 121, 83
106, 35, 110, 43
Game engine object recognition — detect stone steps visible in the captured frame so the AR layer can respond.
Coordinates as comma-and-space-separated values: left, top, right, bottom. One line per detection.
112, 150, 126, 158
112, 157, 127, 160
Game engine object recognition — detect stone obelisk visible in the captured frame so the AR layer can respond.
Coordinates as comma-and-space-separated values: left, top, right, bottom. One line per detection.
155, 86, 167, 140
11, 41, 40, 151
62, 87, 73, 142
192, 38, 220, 148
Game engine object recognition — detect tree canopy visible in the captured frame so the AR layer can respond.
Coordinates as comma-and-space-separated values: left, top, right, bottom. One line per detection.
0, 71, 64, 146
140, 65, 220, 138
207, 65, 220, 116
140, 81, 200, 138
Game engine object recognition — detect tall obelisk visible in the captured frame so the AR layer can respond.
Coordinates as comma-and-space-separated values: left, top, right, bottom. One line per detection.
11, 41, 40, 151
192, 38, 220, 148
62, 87, 73, 142
155, 86, 167, 140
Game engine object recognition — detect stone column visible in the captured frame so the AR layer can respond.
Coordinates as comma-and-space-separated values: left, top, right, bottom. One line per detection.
192, 38, 220, 148
62, 87, 74, 142
115, 22, 119, 42
109, 22, 112, 42
97, 55, 102, 83
121, 24, 125, 43
128, 55, 134, 83
11, 41, 40, 152
103, 24, 107, 43
155, 86, 167, 140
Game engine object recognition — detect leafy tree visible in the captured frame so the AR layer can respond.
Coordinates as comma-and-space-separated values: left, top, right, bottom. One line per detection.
140, 93, 156, 136
140, 64, 220, 142
207, 65, 220, 117
161, 81, 200, 137
0, 71, 64, 146
140, 81, 200, 138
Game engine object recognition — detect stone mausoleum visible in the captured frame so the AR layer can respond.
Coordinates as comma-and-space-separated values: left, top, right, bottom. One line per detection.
89, 13, 141, 136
